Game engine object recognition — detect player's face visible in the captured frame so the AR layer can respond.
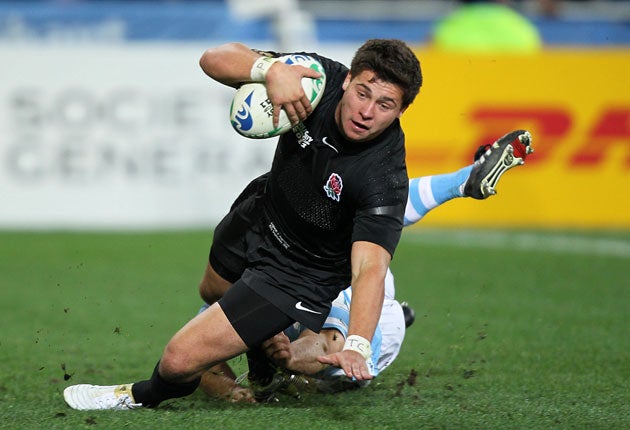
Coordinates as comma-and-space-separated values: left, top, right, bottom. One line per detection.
335, 70, 407, 142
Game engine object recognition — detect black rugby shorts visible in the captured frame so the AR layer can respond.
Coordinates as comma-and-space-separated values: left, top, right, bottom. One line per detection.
218, 279, 293, 348
209, 188, 262, 283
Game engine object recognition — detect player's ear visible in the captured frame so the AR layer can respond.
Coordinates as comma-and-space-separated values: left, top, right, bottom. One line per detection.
397, 106, 407, 118
342, 72, 351, 91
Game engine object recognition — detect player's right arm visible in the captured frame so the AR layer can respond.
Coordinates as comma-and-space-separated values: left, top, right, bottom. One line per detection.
199, 42, 263, 88
318, 241, 390, 381
198, 42, 320, 125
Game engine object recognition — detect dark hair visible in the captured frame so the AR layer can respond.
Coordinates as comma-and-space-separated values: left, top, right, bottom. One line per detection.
350, 39, 423, 108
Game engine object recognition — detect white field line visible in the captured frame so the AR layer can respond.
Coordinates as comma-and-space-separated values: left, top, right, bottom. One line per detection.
404, 230, 630, 259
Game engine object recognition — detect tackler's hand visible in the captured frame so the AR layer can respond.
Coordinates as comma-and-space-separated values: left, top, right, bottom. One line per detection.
261, 332, 292, 368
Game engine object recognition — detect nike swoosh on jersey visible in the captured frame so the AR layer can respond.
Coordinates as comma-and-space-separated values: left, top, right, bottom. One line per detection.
295, 301, 322, 314
322, 137, 338, 153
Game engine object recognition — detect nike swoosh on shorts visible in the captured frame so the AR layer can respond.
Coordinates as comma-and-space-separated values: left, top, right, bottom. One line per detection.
295, 301, 322, 314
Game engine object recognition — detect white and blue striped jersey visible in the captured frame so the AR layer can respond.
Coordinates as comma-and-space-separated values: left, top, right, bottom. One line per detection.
284, 268, 405, 389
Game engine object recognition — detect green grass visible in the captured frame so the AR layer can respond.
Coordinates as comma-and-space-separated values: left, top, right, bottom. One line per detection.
1, 229, 628, 429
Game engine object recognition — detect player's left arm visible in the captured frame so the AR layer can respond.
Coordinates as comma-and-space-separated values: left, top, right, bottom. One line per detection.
263, 329, 345, 375
318, 241, 389, 380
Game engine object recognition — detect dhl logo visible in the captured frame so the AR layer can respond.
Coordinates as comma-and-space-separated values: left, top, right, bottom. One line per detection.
406, 106, 630, 169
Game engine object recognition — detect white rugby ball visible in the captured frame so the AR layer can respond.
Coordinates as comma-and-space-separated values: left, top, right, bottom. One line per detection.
229, 54, 326, 139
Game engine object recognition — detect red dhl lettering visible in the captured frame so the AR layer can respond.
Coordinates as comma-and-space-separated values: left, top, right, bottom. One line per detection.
407, 107, 630, 169
571, 108, 630, 167
470, 108, 572, 166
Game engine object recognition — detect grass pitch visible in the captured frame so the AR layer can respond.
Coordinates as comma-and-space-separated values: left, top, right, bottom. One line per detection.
0, 229, 628, 429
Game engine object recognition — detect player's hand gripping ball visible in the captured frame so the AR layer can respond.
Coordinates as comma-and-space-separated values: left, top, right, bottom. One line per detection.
229, 54, 326, 139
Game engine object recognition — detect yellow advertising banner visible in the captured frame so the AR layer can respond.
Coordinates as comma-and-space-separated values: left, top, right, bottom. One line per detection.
403, 48, 630, 229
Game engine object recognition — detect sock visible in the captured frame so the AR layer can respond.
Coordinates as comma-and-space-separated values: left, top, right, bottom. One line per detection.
131, 362, 200, 408
246, 348, 276, 386
404, 165, 473, 226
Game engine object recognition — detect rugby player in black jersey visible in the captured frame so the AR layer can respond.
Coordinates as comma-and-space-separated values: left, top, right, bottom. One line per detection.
194, 131, 533, 403
63, 39, 423, 410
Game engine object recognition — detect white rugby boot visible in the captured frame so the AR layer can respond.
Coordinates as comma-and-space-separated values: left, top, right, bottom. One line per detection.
63, 383, 142, 410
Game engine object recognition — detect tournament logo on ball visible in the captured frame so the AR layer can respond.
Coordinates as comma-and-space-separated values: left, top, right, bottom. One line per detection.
231, 90, 255, 132
323, 173, 343, 202
228, 54, 326, 139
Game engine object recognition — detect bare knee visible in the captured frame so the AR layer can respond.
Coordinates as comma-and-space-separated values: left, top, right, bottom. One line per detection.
159, 304, 247, 383
199, 263, 232, 304
159, 342, 198, 383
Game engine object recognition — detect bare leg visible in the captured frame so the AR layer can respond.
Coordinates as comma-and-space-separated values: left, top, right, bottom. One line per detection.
159, 302, 247, 383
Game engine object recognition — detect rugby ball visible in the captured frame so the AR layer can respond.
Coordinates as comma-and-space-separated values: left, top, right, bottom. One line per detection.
229, 54, 326, 139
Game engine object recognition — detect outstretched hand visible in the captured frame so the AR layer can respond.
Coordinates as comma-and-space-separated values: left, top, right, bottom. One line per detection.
317, 349, 373, 381
265, 63, 322, 127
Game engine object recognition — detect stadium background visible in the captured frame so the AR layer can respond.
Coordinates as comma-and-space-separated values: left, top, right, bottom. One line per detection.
0, 0, 629, 230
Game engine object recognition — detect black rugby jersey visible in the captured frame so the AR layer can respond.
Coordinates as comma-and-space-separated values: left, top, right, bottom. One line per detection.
262, 52, 409, 276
